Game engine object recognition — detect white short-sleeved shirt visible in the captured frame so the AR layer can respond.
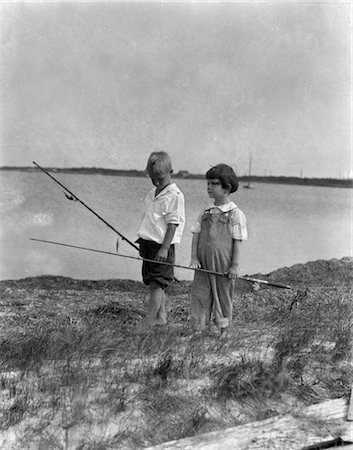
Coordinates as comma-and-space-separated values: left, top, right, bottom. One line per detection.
137, 183, 185, 244
191, 201, 247, 240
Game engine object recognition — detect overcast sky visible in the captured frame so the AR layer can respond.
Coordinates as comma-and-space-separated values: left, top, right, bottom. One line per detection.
1, 1, 351, 178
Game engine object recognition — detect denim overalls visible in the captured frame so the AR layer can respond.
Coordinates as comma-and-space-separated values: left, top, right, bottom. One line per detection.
191, 207, 236, 330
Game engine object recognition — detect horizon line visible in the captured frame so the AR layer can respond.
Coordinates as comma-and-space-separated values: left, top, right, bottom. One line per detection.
0, 165, 352, 182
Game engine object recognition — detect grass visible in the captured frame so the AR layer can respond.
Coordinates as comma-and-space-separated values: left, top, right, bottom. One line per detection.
0, 259, 352, 449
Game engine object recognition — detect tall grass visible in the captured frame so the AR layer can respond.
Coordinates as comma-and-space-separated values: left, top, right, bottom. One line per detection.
0, 277, 352, 449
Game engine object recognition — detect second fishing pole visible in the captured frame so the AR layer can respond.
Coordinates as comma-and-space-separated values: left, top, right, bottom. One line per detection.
30, 237, 292, 289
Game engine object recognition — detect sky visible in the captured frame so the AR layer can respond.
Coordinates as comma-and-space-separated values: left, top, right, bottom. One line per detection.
0, 1, 351, 178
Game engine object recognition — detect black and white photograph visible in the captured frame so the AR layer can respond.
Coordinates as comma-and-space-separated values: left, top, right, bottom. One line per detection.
1, 1, 352, 448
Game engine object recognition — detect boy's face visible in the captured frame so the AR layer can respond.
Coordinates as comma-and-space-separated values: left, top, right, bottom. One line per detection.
149, 170, 171, 188
207, 178, 229, 199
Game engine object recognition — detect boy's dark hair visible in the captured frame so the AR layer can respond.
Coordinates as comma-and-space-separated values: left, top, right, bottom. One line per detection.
206, 164, 239, 193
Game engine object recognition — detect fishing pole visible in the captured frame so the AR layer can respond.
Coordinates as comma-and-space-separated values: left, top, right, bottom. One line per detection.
32, 161, 140, 252
30, 238, 292, 289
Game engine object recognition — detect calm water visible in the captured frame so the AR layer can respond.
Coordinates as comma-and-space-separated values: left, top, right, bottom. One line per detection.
0, 171, 351, 281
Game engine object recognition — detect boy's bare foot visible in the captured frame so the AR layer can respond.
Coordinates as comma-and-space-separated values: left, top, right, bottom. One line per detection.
220, 327, 229, 338
135, 318, 153, 333
155, 318, 167, 326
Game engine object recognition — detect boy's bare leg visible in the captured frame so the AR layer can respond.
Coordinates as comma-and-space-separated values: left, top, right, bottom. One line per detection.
156, 293, 167, 324
148, 281, 166, 325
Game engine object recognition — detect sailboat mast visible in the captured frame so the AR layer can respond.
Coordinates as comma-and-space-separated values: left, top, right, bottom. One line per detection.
243, 152, 254, 189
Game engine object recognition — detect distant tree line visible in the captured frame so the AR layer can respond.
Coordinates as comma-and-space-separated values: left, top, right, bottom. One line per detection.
242, 175, 353, 188
1, 166, 352, 188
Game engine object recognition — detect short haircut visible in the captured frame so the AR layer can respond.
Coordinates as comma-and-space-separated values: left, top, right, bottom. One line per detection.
146, 152, 173, 177
206, 164, 239, 193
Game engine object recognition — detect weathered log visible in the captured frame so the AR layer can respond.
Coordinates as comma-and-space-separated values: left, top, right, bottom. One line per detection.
147, 398, 352, 450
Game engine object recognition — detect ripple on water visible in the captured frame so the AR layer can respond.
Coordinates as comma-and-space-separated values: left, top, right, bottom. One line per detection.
25, 213, 54, 227
0, 188, 25, 211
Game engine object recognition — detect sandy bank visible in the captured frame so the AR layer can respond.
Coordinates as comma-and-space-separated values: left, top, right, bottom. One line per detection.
1, 256, 352, 292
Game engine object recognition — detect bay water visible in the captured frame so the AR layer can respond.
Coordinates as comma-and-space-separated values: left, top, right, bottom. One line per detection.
0, 171, 351, 281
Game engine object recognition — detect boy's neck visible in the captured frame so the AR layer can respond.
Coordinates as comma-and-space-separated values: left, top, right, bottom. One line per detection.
155, 175, 172, 195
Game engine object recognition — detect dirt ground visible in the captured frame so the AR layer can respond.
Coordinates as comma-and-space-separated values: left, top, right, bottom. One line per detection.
0, 257, 352, 449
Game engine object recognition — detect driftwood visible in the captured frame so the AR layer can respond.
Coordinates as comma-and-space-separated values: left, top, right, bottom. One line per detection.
148, 398, 352, 450
347, 385, 353, 421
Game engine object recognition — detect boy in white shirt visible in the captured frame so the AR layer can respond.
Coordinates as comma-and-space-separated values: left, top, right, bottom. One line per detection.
190, 164, 247, 335
137, 152, 185, 329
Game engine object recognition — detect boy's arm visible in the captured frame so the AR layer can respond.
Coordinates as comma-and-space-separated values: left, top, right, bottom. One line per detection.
228, 239, 242, 279
155, 223, 178, 261
190, 233, 201, 268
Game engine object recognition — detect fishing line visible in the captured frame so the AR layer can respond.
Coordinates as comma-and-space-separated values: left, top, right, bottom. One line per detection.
29, 238, 292, 289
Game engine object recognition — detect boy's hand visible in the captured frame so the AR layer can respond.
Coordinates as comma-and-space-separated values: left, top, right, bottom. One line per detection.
227, 264, 239, 280
190, 258, 201, 269
155, 247, 168, 261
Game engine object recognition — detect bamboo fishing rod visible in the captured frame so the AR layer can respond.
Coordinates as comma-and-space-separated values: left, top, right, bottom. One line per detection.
33, 161, 140, 252
30, 238, 292, 289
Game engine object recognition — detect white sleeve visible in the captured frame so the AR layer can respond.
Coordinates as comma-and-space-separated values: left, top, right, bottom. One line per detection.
165, 192, 185, 225
230, 208, 248, 240
190, 210, 203, 234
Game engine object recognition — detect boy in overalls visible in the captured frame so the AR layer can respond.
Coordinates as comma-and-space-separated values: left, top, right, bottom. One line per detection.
190, 164, 247, 334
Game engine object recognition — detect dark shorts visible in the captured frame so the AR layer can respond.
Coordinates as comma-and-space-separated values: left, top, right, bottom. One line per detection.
137, 238, 175, 289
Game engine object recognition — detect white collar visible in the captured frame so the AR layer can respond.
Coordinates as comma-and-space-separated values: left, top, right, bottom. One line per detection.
153, 182, 179, 198
205, 201, 237, 212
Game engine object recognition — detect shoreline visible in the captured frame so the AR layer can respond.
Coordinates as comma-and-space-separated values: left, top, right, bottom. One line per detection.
1, 256, 352, 291
1, 166, 352, 188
